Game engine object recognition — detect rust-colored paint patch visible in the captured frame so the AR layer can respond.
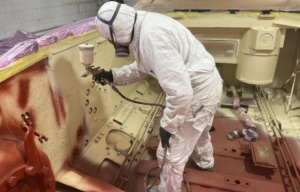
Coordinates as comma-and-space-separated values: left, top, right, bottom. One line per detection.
0, 104, 25, 140
0, 78, 14, 95
17, 78, 30, 109
22, 58, 48, 74
48, 83, 67, 127
296, 161, 300, 170
48, 84, 61, 127
0, 59, 50, 141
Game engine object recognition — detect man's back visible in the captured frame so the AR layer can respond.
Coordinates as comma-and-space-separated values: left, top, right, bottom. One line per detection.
139, 12, 221, 104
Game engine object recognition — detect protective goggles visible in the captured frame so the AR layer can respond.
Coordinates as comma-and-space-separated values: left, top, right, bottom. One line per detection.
97, 3, 137, 58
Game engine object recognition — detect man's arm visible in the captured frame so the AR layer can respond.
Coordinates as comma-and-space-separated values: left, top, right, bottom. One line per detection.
111, 61, 149, 86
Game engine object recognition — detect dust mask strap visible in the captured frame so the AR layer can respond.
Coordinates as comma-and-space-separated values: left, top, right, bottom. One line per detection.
96, 4, 137, 58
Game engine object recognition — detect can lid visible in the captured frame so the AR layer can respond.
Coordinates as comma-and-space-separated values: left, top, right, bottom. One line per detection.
79, 43, 95, 50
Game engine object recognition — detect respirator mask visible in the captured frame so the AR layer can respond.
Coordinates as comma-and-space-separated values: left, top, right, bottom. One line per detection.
97, 3, 137, 58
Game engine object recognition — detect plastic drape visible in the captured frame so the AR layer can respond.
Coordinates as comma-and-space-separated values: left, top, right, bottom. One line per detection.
0, 17, 96, 69
50, 30, 74, 41
46, 17, 96, 36
36, 35, 58, 48
0, 40, 39, 69
0, 30, 41, 57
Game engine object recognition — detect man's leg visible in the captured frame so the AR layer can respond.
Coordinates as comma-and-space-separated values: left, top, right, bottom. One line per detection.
191, 125, 214, 169
191, 104, 217, 169
156, 109, 213, 192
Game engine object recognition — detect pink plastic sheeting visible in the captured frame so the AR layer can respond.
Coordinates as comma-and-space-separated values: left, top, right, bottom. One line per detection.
0, 30, 42, 57
72, 19, 96, 35
0, 40, 39, 69
36, 35, 58, 48
51, 30, 74, 41
47, 17, 96, 36
0, 17, 97, 69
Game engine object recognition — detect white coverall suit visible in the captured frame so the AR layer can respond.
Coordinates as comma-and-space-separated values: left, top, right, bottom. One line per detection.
95, 2, 223, 192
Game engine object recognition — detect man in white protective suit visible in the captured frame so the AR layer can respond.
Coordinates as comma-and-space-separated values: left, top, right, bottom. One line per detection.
93, 2, 223, 192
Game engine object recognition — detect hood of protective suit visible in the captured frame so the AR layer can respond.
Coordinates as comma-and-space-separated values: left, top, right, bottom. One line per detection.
95, 2, 136, 43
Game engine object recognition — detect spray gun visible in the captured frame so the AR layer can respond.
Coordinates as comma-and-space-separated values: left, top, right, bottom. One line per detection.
78, 43, 165, 108
79, 43, 105, 83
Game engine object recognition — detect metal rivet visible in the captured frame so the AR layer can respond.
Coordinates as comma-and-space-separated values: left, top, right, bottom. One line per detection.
117, 152, 120, 155
89, 108, 92, 114
106, 147, 110, 150
94, 107, 97, 114
98, 136, 101, 139
91, 81, 95, 88
85, 100, 89, 106
86, 89, 90, 96
95, 139, 99, 143
101, 132, 105, 135
84, 140, 89, 146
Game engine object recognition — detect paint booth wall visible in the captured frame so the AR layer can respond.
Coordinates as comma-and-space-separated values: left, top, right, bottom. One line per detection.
0, 0, 100, 40
0, 0, 140, 41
